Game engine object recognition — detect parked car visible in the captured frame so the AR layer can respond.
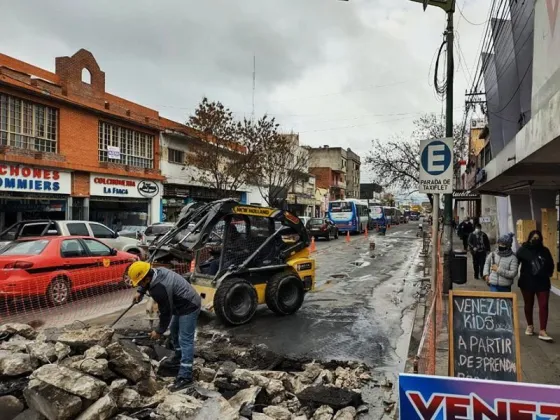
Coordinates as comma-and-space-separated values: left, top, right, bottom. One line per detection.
0, 220, 145, 258
141, 222, 175, 246
306, 218, 339, 241
299, 216, 311, 226
0, 237, 138, 306
118, 225, 147, 240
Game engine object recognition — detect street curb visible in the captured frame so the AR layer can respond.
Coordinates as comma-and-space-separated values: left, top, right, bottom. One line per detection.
403, 291, 428, 374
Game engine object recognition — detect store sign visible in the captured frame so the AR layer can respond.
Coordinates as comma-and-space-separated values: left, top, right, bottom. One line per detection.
0, 164, 71, 194
90, 174, 160, 199
398, 373, 560, 419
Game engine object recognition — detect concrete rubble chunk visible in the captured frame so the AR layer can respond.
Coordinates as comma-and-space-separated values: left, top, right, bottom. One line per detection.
0, 395, 25, 420
0, 335, 34, 353
297, 385, 362, 411
84, 345, 107, 360
54, 342, 71, 360
252, 413, 274, 420
265, 378, 285, 397
31, 364, 107, 400
313, 370, 334, 386
106, 342, 151, 383
0, 350, 37, 376
57, 326, 114, 350
75, 394, 117, 420
263, 405, 292, 420
24, 379, 83, 420
70, 358, 113, 379
194, 395, 239, 420
117, 388, 142, 409
232, 368, 270, 387
217, 360, 238, 378
313, 405, 334, 420
300, 363, 323, 384
228, 386, 262, 413
13, 408, 47, 420
333, 406, 357, 420
156, 394, 203, 420
109, 379, 128, 394
27, 342, 58, 364
137, 375, 162, 396
0, 323, 38, 340
197, 366, 217, 382
293, 416, 309, 420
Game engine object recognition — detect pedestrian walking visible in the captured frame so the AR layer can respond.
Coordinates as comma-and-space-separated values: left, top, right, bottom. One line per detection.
457, 217, 474, 251
468, 223, 490, 280
483, 233, 518, 292
129, 261, 202, 390
516, 230, 555, 342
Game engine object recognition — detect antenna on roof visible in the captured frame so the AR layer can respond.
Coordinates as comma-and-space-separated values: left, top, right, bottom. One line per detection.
252, 55, 256, 120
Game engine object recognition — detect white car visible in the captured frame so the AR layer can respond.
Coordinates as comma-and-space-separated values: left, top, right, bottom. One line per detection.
0, 220, 145, 257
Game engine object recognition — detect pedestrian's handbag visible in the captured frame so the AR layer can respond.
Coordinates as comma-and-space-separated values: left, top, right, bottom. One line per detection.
531, 254, 546, 276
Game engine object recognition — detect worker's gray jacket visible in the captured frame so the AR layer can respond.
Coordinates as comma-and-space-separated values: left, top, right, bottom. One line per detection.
138, 267, 201, 334
483, 251, 519, 287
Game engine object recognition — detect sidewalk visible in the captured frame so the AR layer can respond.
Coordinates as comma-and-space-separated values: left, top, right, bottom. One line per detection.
436, 236, 560, 383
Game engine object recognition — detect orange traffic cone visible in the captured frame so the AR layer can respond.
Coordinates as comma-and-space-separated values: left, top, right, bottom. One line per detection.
310, 236, 316, 253
346, 231, 350, 243
189, 259, 195, 272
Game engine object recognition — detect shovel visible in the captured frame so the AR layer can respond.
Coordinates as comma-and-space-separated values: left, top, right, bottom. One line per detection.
110, 302, 137, 328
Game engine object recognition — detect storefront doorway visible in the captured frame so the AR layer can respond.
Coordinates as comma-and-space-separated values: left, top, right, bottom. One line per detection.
89, 198, 150, 231
0, 196, 68, 231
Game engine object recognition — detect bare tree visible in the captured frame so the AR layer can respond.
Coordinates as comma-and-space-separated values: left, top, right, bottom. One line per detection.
186, 97, 279, 198
365, 113, 464, 204
256, 134, 309, 207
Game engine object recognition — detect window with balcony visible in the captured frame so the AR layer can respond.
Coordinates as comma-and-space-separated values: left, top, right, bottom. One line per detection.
0, 94, 58, 153
168, 147, 185, 164
98, 122, 154, 168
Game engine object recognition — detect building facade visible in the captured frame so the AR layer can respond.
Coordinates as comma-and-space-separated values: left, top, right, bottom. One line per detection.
0, 49, 163, 230
308, 146, 361, 200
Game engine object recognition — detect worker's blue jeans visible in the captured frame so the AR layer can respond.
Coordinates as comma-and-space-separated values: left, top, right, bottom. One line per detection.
169, 309, 200, 380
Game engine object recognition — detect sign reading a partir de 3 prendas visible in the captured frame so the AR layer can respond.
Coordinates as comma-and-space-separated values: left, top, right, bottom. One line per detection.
399, 374, 560, 419
419, 137, 453, 194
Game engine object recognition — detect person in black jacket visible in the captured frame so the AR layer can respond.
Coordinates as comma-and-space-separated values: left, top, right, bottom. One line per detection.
516, 230, 555, 342
129, 262, 202, 391
457, 218, 474, 251
468, 223, 490, 279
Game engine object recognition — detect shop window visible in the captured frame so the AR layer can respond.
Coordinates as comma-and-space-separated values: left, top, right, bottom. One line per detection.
0, 93, 58, 153
83, 238, 112, 256
168, 147, 185, 164
89, 223, 115, 239
67, 222, 90, 236
98, 121, 154, 168
61, 239, 87, 258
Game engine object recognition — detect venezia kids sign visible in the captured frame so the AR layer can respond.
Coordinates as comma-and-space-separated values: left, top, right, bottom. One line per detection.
0, 163, 71, 194
90, 174, 160, 199
399, 374, 560, 419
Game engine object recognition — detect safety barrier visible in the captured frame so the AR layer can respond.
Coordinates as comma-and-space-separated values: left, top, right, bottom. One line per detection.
413, 231, 445, 375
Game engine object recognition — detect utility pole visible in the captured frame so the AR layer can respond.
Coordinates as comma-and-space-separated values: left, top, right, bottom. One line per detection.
411, 0, 456, 293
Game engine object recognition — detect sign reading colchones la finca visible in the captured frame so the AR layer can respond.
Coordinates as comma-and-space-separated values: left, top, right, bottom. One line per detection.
419, 137, 454, 194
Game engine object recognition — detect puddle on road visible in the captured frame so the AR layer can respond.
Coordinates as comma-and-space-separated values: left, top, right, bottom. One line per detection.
330, 273, 349, 279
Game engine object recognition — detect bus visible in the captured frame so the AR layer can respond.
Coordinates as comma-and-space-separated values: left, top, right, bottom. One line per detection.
383, 206, 398, 226
328, 199, 369, 233
368, 204, 386, 228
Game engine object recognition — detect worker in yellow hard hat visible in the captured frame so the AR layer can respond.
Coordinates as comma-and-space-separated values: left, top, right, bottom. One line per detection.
129, 261, 201, 392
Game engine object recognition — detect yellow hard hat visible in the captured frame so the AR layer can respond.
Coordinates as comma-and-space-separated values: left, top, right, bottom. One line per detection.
128, 261, 151, 287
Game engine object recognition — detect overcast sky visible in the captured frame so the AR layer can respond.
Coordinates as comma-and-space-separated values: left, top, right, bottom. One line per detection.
0, 0, 488, 184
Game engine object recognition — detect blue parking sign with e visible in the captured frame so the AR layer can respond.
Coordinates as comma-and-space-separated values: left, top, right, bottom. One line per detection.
421, 140, 451, 175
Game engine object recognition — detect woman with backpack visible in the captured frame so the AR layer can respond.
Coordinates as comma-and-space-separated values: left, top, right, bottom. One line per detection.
483, 233, 518, 293
516, 230, 555, 342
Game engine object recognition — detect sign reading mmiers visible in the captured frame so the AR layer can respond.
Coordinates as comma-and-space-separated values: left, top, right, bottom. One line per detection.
419, 137, 453, 194
0, 163, 71, 194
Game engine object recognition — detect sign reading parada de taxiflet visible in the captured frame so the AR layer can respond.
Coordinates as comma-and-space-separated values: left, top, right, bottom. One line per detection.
419, 137, 453, 194
90, 174, 160, 199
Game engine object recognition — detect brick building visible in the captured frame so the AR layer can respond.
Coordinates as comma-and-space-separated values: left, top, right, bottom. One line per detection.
0, 49, 164, 230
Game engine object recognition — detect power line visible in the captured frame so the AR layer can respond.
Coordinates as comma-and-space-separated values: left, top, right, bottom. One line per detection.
457, 0, 489, 26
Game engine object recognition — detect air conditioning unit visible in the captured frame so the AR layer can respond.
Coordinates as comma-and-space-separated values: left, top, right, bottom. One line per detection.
471, 119, 486, 129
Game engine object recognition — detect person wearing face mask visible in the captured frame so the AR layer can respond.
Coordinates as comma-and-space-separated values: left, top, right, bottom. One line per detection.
516, 230, 555, 341
483, 233, 518, 292
467, 223, 490, 279
457, 217, 474, 251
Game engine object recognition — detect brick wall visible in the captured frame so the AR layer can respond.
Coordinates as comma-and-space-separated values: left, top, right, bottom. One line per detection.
72, 172, 90, 196
309, 167, 332, 189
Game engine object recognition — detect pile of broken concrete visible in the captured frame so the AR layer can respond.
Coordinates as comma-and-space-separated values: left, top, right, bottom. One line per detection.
0, 323, 374, 420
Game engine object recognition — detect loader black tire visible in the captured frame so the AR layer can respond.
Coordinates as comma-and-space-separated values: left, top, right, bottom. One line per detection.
214, 277, 258, 326
265, 272, 304, 316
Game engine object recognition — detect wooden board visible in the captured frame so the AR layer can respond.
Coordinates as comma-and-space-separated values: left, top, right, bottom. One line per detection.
541, 208, 558, 282
448, 290, 522, 382
516, 219, 536, 246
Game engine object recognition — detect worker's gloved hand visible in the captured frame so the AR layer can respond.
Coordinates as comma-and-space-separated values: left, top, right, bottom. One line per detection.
149, 331, 161, 340
133, 292, 144, 304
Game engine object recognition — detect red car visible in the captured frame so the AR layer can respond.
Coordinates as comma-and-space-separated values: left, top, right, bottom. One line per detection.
0, 236, 138, 306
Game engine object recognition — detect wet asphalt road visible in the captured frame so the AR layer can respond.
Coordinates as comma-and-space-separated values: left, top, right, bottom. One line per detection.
208, 223, 423, 370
